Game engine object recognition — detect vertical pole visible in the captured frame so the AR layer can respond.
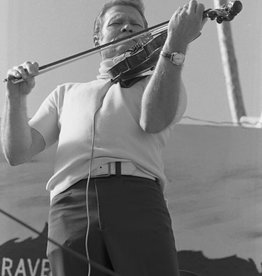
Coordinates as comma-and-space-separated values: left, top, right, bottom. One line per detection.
214, 0, 246, 123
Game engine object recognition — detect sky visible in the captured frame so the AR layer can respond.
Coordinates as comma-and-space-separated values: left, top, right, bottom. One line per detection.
0, 0, 261, 125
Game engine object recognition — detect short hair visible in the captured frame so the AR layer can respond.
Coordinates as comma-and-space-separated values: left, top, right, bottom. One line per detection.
93, 0, 148, 45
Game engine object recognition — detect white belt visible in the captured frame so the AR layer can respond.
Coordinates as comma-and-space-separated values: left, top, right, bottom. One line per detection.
90, 161, 156, 181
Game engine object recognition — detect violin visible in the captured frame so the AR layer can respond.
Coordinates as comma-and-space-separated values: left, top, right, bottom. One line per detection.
4, 1, 242, 85
108, 0, 243, 83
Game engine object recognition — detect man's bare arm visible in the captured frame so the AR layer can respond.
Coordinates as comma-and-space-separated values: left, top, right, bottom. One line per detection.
1, 62, 45, 165
140, 0, 206, 133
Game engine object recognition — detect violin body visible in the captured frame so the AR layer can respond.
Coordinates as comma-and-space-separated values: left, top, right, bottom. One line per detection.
110, 32, 167, 83
108, 0, 242, 84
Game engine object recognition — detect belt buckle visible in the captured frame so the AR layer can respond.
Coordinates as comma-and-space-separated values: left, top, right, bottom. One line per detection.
94, 163, 113, 178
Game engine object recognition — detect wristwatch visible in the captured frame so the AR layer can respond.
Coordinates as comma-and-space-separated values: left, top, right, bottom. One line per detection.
160, 50, 185, 66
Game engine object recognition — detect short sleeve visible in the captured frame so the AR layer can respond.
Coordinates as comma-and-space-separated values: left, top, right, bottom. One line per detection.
29, 88, 62, 148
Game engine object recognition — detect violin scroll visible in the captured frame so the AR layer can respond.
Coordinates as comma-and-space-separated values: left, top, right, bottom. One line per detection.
203, 1, 243, 24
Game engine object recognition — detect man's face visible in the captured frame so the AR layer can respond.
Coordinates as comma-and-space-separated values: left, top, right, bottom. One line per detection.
98, 5, 146, 60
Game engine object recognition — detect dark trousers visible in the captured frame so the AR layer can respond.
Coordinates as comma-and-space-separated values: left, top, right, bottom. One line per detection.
47, 175, 180, 276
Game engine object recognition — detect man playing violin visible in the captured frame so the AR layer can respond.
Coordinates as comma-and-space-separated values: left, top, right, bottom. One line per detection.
2, 0, 206, 275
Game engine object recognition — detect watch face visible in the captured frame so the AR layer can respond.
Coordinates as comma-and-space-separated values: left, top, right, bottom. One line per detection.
172, 53, 185, 65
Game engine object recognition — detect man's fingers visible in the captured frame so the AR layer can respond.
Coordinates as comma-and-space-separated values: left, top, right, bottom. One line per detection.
188, 0, 198, 14
23, 61, 39, 76
7, 61, 39, 82
196, 3, 205, 17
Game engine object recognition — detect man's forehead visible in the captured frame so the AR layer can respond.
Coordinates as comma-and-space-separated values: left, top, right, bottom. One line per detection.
104, 5, 144, 22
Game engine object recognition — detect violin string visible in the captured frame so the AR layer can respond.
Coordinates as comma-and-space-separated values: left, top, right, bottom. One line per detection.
151, 26, 167, 36
0, 208, 121, 276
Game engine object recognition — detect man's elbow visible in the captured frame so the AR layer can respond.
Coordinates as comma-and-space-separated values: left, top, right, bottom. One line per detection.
3, 149, 30, 166
140, 118, 172, 133
4, 155, 22, 166
7, 158, 22, 166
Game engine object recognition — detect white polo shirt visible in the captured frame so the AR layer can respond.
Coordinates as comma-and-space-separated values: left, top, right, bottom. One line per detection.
29, 76, 187, 201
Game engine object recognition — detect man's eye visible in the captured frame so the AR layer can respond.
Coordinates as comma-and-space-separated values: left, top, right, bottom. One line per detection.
109, 21, 121, 26
132, 23, 143, 27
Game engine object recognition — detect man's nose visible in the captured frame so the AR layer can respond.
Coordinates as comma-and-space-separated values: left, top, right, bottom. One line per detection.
121, 24, 133, 33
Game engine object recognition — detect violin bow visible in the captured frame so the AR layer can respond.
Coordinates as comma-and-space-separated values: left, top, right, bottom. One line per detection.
3, 23, 168, 84
3, 1, 242, 84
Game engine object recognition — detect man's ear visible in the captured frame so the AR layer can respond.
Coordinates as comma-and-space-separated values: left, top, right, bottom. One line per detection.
94, 36, 100, 46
